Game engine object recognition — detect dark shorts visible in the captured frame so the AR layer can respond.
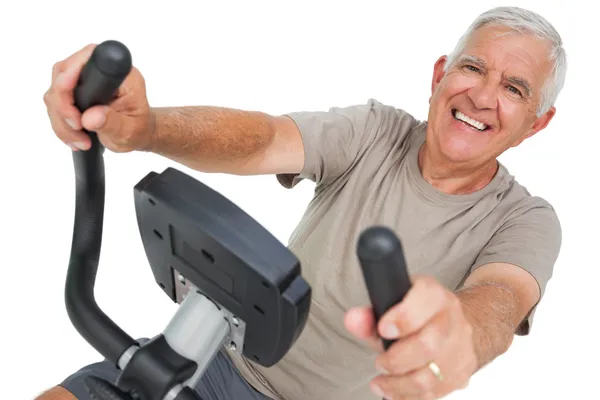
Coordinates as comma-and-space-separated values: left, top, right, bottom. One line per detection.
60, 345, 272, 400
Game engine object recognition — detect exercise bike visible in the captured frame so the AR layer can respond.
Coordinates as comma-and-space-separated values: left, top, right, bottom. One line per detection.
64, 40, 412, 400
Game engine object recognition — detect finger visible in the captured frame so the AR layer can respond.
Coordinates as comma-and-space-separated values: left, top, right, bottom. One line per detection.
81, 67, 143, 142
378, 275, 449, 340
344, 307, 383, 351
44, 97, 91, 149
51, 44, 95, 81
85, 105, 129, 151
53, 43, 97, 90
81, 105, 110, 132
345, 307, 376, 340
46, 107, 90, 150
376, 310, 450, 375
45, 44, 98, 147
43, 84, 85, 134
53, 44, 97, 125
372, 364, 443, 399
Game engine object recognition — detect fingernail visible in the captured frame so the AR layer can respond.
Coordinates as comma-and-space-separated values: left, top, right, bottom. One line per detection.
90, 107, 107, 129
65, 118, 78, 130
71, 142, 87, 150
371, 383, 384, 397
67, 143, 78, 151
382, 324, 399, 338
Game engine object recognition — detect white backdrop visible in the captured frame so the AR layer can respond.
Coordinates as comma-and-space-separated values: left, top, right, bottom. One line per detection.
1, 1, 597, 399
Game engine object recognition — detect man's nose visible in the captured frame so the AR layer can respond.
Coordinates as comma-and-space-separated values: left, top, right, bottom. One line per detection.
468, 78, 499, 110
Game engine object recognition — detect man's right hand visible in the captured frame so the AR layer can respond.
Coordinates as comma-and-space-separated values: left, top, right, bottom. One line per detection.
43, 43, 155, 153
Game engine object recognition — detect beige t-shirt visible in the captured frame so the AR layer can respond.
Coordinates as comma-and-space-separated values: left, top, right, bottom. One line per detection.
226, 99, 562, 400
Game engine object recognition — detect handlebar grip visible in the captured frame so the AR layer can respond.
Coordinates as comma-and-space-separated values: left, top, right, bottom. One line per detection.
73, 40, 131, 151
74, 40, 132, 112
356, 226, 411, 350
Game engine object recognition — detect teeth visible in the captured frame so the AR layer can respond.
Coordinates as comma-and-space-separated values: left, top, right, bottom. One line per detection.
454, 110, 488, 131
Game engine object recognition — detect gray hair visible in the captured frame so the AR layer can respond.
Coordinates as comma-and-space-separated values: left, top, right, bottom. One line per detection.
444, 6, 567, 116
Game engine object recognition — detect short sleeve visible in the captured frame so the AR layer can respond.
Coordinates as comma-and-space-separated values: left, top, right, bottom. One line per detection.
470, 200, 562, 335
276, 99, 408, 189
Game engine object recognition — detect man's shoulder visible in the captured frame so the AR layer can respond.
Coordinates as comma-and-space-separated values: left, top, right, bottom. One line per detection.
322, 98, 425, 154
364, 98, 422, 123
348, 98, 425, 148
285, 98, 423, 148
324, 98, 422, 126
493, 167, 561, 230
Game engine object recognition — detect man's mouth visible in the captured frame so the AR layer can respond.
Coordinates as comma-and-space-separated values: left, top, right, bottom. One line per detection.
451, 109, 490, 131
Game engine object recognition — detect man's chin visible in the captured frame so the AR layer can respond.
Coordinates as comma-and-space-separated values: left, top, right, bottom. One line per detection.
438, 139, 481, 164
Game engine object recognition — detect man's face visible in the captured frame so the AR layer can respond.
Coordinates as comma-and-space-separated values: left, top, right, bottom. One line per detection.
427, 24, 556, 166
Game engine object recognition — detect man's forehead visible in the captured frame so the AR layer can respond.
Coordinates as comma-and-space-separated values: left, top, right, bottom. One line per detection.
457, 28, 553, 93
461, 25, 553, 78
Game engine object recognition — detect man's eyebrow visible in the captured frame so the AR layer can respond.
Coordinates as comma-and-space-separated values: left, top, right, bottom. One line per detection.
505, 75, 532, 97
456, 54, 487, 68
455, 54, 533, 97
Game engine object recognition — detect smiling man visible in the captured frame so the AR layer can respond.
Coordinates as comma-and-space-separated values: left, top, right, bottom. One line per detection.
39, 5, 566, 400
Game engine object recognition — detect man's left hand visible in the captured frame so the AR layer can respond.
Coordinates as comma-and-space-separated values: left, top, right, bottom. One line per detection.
345, 275, 479, 400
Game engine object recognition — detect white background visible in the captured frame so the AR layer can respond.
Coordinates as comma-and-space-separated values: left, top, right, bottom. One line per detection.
1, 1, 598, 399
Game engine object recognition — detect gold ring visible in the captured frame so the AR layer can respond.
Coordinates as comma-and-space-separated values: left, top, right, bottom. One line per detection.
428, 362, 443, 381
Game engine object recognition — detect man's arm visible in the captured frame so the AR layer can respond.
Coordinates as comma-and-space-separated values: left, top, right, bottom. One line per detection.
45, 44, 305, 177
361, 262, 543, 399
143, 107, 305, 176
456, 262, 542, 369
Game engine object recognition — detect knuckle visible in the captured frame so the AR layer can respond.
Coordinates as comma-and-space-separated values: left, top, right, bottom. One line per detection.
77, 43, 96, 59
56, 128, 71, 140
396, 309, 416, 333
415, 275, 435, 290
43, 89, 51, 105
43, 91, 64, 115
435, 287, 450, 309
52, 61, 62, 76
420, 276, 447, 303
414, 369, 436, 392
419, 330, 440, 359
383, 347, 403, 373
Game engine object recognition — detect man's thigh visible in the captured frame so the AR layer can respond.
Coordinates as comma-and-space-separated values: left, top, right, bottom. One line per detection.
60, 348, 271, 400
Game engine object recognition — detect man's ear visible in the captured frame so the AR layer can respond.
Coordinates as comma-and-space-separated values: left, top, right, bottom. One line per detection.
511, 106, 556, 147
430, 56, 448, 103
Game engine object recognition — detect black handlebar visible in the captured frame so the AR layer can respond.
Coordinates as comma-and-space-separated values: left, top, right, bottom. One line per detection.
64, 40, 136, 365
357, 226, 412, 350
64, 40, 209, 400
357, 226, 412, 400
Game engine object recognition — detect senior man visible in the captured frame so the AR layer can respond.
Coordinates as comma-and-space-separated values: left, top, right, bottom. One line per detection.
39, 5, 566, 400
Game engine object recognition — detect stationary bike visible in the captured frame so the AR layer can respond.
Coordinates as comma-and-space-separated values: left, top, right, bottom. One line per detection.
64, 40, 412, 400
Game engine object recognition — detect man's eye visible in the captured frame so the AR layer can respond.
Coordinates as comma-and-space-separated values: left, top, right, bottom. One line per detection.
465, 65, 480, 73
508, 85, 522, 96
